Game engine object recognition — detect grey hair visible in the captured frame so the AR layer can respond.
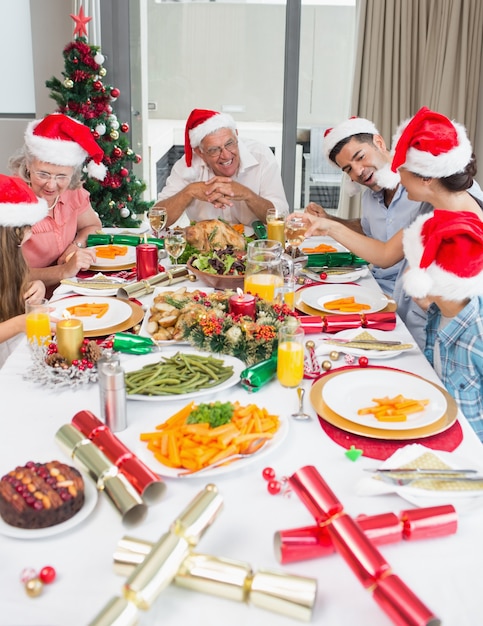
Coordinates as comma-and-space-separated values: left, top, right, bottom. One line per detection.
8, 146, 84, 190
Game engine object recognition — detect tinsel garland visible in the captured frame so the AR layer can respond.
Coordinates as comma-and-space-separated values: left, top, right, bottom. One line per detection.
23, 344, 100, 390
180, 293, 297, 365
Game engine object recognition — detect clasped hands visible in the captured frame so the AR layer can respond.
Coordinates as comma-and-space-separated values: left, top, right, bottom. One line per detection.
192, 176, 250, 209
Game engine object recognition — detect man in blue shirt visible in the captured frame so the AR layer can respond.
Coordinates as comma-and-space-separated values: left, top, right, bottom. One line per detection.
305, 117, 421, 295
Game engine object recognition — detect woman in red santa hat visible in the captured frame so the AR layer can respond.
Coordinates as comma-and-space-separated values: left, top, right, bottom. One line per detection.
0, 175, 49, 368
9, 113, 106, 292
154, 108, 288, 227
402, 209, 483, 439
298, 107, 483, 349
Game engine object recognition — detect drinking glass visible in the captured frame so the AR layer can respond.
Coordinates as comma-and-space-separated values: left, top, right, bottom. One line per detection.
25, 298, 51, 346
277, 324, 305, 388
275, 277, 296, 311
148, 207, 168, 238
284, 214, 307, 248
266, 207, 288, 247
165, 230, 186, 266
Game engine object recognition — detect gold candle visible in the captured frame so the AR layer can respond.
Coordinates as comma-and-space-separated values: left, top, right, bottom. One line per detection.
56, 318, 84, 364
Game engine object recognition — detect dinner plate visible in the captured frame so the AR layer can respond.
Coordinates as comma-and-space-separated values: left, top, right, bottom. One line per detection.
136, 415, 289, 479
294, 285, 397, 317
0, 477, 98, 539
316, 328, 415, 360
101, 225, 149, 235
124, 350, 245, 402
301, 284, 389, 315
52, 296, 132, 332
310, 366, 458, 440
322, 369, 447, 430
90, 244, 137, 271
301, 236, 348, 254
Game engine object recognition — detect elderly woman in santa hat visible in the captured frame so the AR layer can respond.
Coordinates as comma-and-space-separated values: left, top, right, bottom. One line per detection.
299, 107, 483, 348
154, 108, 288, 227
9, 113, 105, 290
0, 175, 49, 368
403, 209, 483, 439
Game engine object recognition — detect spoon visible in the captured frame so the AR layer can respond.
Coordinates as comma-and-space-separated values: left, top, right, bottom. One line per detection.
291, 387, 311, 421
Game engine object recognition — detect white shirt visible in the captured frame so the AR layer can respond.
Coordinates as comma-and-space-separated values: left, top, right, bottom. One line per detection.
157, 137, 289, 225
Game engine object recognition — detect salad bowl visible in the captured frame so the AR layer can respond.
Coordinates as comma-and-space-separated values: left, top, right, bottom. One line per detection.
186, 259, 245, 290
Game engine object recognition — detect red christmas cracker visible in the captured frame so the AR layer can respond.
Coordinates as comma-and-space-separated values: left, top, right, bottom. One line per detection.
298, 312, 396, 334
275, 505, 457, 564
289, 465, 440, 626
72, 410, 165, 503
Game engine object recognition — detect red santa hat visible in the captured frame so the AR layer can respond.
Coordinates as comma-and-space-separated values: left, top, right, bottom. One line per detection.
0, 174, 48, 227
322, 117, 380, 196
184, 109, 237, 167
376, 107, 473, 189
25, 113, 107, 180
402, 209, 483, 300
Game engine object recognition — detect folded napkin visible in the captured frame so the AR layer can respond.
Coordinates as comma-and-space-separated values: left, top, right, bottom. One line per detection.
320, 330, 413, 352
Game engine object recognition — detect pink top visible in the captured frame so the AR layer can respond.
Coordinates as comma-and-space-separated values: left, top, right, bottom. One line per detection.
22, 188, 92, 268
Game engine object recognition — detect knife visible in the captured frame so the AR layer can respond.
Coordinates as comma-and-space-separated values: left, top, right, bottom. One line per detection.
322, 338, 402, 346
365, 468, 479, 475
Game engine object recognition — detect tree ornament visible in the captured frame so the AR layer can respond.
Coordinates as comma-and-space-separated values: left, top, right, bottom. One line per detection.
110, 130, 119, 140
321, 360, 332, 371
358, 356, 369, 367
25, 577, 43, 598
126, 148, 133, 156
121, 122, 129, 133
93, 80, 103, 91
267, 480, 281, 495
120, 207, 130, 218
39, 566, 56, 584
110, 119, 120, 130
262, 467, 276, 481
112, 146, 123, 158
329, 350, 340, 361
94, 52, 105, 65
98, 67, 107, 77
63, 78, 74, 89
92, 131, 100, 139
135, 154, 142, 164
110, 87, 121, 99
109, 201, 115, 208
95, 123, 106, 136
120, 167, 129, 177
319, 272, 328, 280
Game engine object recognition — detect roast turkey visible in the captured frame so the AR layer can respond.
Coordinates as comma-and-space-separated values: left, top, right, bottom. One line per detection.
184, 220, 246, 252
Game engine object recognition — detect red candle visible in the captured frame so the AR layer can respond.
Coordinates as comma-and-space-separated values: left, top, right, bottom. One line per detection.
136, 244, 158, 280
228, 289, 256, 319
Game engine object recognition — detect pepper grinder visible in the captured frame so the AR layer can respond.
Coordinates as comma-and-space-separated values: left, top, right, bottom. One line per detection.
98, 359, 127, 432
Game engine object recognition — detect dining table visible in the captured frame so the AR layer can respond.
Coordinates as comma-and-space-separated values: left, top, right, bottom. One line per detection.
1, 236, 483, 626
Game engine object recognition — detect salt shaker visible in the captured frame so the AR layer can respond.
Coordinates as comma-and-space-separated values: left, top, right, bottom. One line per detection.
98, 359, 127, 432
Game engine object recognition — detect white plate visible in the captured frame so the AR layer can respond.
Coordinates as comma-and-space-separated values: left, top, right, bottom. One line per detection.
136, 415, 289, 479
0, 476, 98, 539
90, 244, 136, 268
124, 350, 245, 402
139, 287, 215, 343
52, 296, 132, 332
301, 236, 348, 253
301, 284, 388, 314
322, 369, 447, 430
302, 267, 369, 284
316, 328, 415, 360
101, 225, 149, 235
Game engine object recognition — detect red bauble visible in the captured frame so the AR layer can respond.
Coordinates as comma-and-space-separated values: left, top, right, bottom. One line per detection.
121, 123, 129, 133
127, 195, 132, 202
110, 87, 120, 98
112, 147, 123, 158
358, 356, 369, 367
39, 566, 56, 585
120, 168, 129, 177
319, 272, 328, 280
262, 467, 276, 481
135, 154, 142, 164
267, 480, 281, 495
92, 131, 100, 139
93, 81, 103, 91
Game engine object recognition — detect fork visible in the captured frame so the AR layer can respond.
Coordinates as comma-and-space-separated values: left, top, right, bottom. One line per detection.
177, 437, 270, 477
376, 473, 483, 487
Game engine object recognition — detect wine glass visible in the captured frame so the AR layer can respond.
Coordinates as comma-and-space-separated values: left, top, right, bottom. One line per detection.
284, 215, 307, 279
165, 230, 186, 266
148, 207, 167, 239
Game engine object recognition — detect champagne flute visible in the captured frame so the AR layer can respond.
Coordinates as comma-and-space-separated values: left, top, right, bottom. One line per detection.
284, 215, 307, 279
165, 230, 186, 266
148, 207, 167, 239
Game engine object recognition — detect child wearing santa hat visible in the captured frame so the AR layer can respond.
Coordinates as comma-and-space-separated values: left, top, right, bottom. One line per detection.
402, 209, 483, 440
8, 113, 105, 291
154, 108, 288, 228
0, 175, 49, 368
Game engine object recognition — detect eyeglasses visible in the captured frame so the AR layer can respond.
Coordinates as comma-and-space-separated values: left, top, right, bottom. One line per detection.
202, 138, 238, 158
32, 171, 72, 183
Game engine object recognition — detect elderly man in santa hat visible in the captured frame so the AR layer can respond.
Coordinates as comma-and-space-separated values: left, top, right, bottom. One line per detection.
154, 109, 288, 228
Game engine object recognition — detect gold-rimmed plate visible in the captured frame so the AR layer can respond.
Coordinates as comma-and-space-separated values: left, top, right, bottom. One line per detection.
300, 284, 389, 315
294, 284, 397, 316
51, 296, 144, 337
89, 244, 136, 271
310, 366, 458, 440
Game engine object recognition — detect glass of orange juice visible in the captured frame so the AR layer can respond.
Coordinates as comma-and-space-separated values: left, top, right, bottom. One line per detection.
275, 278, 296, 311
277, 324, 305, 388
25, 299, 51, 346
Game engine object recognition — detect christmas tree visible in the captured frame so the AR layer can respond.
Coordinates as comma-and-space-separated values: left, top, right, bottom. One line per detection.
45, 10, 152, 227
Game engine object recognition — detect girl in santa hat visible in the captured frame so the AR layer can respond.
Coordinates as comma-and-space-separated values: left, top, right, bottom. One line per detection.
0, 175, 49, 368
298, 107, 483, 349
9, 113, 106, 293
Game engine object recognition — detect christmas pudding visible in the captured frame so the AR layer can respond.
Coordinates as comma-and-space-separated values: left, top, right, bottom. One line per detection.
0, 461, 85, 529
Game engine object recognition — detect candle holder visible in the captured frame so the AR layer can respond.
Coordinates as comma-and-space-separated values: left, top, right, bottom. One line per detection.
136, 244, 158, 280
56, 318, 84, 364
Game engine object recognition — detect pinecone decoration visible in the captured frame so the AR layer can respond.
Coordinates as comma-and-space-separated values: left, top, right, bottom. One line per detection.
84, 340, 102, 364
45, 353, 69, 369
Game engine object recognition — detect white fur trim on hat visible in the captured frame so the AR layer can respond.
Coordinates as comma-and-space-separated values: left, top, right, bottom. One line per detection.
189, 113, 237, 148
323, 117, 380, 162
0, 197, 48, 228
86, 160, 108, 181
374, 163, 401, 189
25, 119, 88, 167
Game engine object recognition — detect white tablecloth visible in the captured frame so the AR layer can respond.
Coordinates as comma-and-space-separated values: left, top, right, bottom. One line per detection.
1, 272, 483, 626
